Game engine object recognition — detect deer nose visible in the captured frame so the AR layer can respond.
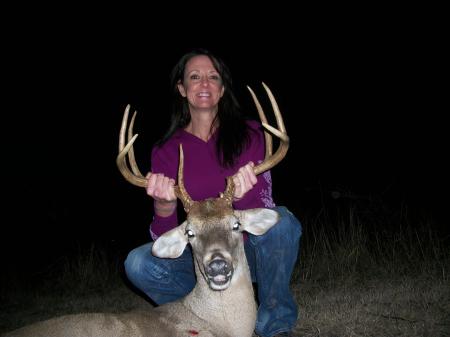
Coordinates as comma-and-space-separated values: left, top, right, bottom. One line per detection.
206, 259, 231, 277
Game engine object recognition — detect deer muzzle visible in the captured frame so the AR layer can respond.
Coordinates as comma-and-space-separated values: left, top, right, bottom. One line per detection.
205, 253, 234, 290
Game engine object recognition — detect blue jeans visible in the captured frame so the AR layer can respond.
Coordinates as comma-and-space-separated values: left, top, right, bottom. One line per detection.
125, 206, 302, 337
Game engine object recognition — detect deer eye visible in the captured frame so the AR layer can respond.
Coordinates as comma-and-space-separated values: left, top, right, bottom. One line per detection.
185, 229, 195, 238
232, 222, 241, 231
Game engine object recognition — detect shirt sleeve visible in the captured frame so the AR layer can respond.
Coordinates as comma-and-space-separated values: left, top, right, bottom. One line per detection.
148, 145, 179, 240
150, 212, 178, 240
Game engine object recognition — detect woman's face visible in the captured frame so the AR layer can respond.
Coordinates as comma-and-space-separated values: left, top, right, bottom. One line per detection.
177, 55, 225, 112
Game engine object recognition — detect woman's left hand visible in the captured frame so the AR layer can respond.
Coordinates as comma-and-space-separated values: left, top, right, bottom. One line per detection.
232, 161, 257, 201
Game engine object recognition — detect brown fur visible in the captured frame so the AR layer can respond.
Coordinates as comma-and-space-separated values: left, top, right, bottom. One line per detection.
3, 206, 279, 337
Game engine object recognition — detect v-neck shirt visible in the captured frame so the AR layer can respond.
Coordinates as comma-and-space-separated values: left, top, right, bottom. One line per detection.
149, 120, 275, 239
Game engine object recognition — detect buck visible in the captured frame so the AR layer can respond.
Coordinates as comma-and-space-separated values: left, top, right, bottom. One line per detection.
3, 83, 289, 337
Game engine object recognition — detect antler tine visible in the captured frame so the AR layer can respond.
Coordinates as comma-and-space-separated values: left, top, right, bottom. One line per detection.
118, 104, 130, 152
116, 104, 148, 187
174, 144, 194, 211
127, 109, 144, 177
117, 105, 195, 209
250, 83, 290, 176
247, 85, 272, 158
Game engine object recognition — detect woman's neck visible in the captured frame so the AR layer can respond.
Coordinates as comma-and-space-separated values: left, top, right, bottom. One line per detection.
185, 110, 218, 142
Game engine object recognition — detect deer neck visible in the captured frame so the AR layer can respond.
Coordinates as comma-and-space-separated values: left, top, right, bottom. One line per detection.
183, 242, 257, 337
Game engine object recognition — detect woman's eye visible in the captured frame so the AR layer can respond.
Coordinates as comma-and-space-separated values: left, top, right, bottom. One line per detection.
209, 75, 220, 81
185, 229, 195, 238
190, 74, 200, 80
232, 222, 241, 231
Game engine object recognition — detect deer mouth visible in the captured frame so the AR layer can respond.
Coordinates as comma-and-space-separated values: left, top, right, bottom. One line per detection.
207, 270, 234, 290
205, 258, 234, 290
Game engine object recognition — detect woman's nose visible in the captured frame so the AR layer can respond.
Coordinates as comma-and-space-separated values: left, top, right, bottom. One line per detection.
201, 77, 210, 86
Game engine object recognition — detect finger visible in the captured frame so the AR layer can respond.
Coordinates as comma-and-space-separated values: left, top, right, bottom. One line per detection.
232, 174, 240, 188
244, 163, 257, 185
237, 173, 246, 197
154, 174, 165, 199
168, 178, 177, 200
239, 165, 253, 190
232, 175, 242, 197
162, 176, 175, 201
147, 173, 158, 195
160, 176, 170, 198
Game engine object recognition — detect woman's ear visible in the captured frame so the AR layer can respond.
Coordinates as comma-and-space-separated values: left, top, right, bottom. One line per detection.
177, 81, 187, 97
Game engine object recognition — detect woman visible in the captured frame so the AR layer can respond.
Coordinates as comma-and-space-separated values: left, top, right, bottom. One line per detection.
124, 48, 301, 337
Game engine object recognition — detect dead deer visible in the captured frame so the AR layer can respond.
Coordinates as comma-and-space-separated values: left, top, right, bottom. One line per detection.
3, 83, 289, 337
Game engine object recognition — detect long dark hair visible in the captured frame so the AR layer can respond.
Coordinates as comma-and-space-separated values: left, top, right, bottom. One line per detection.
156, 48, 250, 168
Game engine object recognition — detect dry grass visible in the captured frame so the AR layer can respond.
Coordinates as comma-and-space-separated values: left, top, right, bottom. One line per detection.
1, 204, 449, 336
293, 277, 449, 336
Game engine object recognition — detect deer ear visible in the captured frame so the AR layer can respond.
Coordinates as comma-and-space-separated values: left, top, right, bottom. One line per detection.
152, 222, 188, 258
235, 209, 279, 236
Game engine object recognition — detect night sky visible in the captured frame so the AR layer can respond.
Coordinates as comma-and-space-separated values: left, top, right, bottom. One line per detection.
2, 13, 446, 273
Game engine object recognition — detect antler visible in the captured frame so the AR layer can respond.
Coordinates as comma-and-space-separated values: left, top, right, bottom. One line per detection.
247, 82, 289, 175
116, 105, 194, 210
221, 83, 289, 201
116, 105, 147, 187
117, 82, 288, 209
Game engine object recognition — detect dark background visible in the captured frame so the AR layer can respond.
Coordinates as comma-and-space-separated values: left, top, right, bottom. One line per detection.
2, 10, 446, 275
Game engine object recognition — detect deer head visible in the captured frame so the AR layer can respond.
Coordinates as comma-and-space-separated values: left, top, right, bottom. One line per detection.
117, 83, 289, 290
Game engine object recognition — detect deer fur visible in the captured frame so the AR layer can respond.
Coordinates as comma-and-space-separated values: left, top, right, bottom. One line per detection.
3, 202, 279, 337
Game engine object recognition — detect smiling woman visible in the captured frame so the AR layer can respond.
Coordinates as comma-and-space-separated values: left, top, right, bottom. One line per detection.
177, 55, 225, 130
119, 48, 302, 337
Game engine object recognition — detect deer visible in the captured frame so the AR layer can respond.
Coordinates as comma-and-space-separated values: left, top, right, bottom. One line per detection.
3, 83, 289, 337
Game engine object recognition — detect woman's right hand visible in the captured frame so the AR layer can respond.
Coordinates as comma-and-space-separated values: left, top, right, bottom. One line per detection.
146, 172, 177, 217
146, 172, 177, 202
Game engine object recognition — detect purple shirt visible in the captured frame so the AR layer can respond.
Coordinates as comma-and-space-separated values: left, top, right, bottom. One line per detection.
150, 120, 275, 239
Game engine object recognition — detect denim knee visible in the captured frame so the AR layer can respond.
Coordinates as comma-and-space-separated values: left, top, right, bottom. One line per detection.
124, 243, 152, 283
274, 206, 302, 241
251, 206, 302, 247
